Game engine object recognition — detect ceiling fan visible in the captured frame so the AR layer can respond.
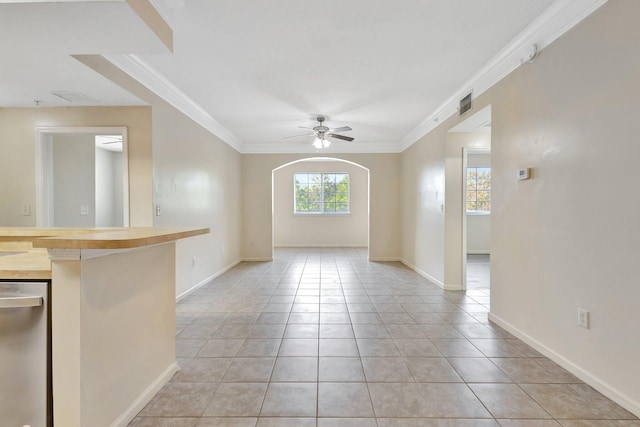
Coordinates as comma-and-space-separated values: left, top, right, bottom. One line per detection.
284, 116, 354, 149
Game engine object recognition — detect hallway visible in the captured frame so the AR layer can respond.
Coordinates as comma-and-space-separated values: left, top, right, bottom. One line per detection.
130, 248, 638, 426
467, 254, 490, 290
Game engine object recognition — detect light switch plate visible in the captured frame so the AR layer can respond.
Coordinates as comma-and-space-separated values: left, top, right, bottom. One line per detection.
80, 205, 89, 215
578, 308, 590, 329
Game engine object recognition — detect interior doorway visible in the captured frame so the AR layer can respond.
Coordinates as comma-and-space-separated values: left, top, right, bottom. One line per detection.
445, 105, 491, 291
35, 127, 129, 227
271, 157, 370, 259
463, 148, 491, 290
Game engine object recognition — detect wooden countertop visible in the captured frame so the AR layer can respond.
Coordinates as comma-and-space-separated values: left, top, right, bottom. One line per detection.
0, 227, 103, 238
0, 251, 51, 280
32, 227, 209, 250
0, 228, 208, 279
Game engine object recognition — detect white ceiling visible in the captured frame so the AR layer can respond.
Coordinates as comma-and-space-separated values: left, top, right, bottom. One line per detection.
1, 0, 606, 153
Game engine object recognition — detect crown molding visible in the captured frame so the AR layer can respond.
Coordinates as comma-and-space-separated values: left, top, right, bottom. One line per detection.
103, 53, 243, 152
400, 0, 608, 151
147, 0, 184, 26
241, 141, 402, 154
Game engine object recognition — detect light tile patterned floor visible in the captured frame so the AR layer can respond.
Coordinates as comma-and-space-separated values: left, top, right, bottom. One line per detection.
129, 248, 639, 427
467, 254, 490, 290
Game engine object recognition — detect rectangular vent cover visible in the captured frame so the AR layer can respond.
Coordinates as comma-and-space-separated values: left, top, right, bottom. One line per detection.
459, 92, 472, 116
51, 91, 97, 103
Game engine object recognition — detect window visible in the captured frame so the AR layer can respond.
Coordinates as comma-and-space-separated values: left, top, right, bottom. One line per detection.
466, 167, 491, 214
294, 173, 350, 214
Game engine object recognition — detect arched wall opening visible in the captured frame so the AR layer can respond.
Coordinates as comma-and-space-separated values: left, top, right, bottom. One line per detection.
272, 157, 370, 259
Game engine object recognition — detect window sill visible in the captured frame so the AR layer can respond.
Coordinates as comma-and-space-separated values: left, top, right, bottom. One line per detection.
466, 211, 491, 216
293, 213, 351, 217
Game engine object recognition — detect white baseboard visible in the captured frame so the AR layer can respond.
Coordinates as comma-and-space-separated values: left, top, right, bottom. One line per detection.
176, 259, 242, 302
241, 257, 273, 262
488, 312, 640, 418
400, 259, 446, 289
274, 244, 368, 248
111, 362, 178, 427
467, 250, 490, 255
369, 257, 401, 262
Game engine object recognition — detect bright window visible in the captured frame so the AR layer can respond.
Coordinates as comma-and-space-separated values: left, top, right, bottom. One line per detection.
294, 173, 350, 214
466, 167, 491, 214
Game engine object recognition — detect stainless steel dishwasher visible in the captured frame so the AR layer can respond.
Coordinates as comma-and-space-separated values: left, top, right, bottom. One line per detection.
0, 280, 51, 427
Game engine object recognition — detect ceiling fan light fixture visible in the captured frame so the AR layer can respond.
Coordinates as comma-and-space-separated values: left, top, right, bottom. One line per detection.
313, 137, 323, 149
322, 138, 331, 148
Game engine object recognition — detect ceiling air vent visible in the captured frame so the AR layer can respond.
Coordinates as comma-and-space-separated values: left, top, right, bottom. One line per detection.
51, 91, 97, 103
459, 92, 472, 116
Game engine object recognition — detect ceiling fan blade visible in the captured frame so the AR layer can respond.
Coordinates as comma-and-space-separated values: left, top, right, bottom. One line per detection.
328, 134, 355, 142
329, 126, 352, 133
283, 133, 314, 139
298, 126, 315, 130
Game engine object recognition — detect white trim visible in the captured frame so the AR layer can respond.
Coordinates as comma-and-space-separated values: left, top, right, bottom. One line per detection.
400, 259, 446, 289
175, 259, 242, 302
241, 257, 273, 262
488, 312, 640, 418
244, 141, 402, 154
368, 256, 401, 262
35, 126, 130, 227
110, 362, 179, 427
103, 54, 243, 152
400, 0, 608, 151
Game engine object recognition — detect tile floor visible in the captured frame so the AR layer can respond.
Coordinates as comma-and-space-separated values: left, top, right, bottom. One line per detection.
129, 248, 638, 427
466, 254, 490, 290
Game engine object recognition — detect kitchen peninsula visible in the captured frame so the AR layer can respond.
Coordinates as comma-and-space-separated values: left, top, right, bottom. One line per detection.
0, 227, 208, 427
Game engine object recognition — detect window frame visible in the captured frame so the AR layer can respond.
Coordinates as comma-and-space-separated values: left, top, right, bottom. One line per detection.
466, 166, 491, 215
293, 172, 351, 215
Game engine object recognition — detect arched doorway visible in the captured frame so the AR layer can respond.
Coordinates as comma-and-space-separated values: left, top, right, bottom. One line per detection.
272, 157, 370, 259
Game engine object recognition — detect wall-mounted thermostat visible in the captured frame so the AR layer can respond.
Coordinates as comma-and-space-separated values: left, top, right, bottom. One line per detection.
517, 168, 531, 180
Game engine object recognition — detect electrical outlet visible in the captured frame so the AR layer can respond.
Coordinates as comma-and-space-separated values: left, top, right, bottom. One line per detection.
22, 204, 31, 216
80, 205, 89, 215
578, 308, 590, 329
155, 204, 161, 216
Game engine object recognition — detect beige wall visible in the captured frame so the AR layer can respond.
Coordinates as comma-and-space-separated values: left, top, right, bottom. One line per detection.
402, 0, 640, 414
274, 160, 368, 247
73, 56, 244, 298
243, 153, 401, 261
401, 130, 491, 289
151, 102, 242, 297
401, 126, 446, 285
0, 106, 153, 227
489, 0, 640, 413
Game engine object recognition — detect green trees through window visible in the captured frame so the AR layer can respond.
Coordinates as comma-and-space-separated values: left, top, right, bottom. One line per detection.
467, 167, 491, 213
294, 173, 350, 214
